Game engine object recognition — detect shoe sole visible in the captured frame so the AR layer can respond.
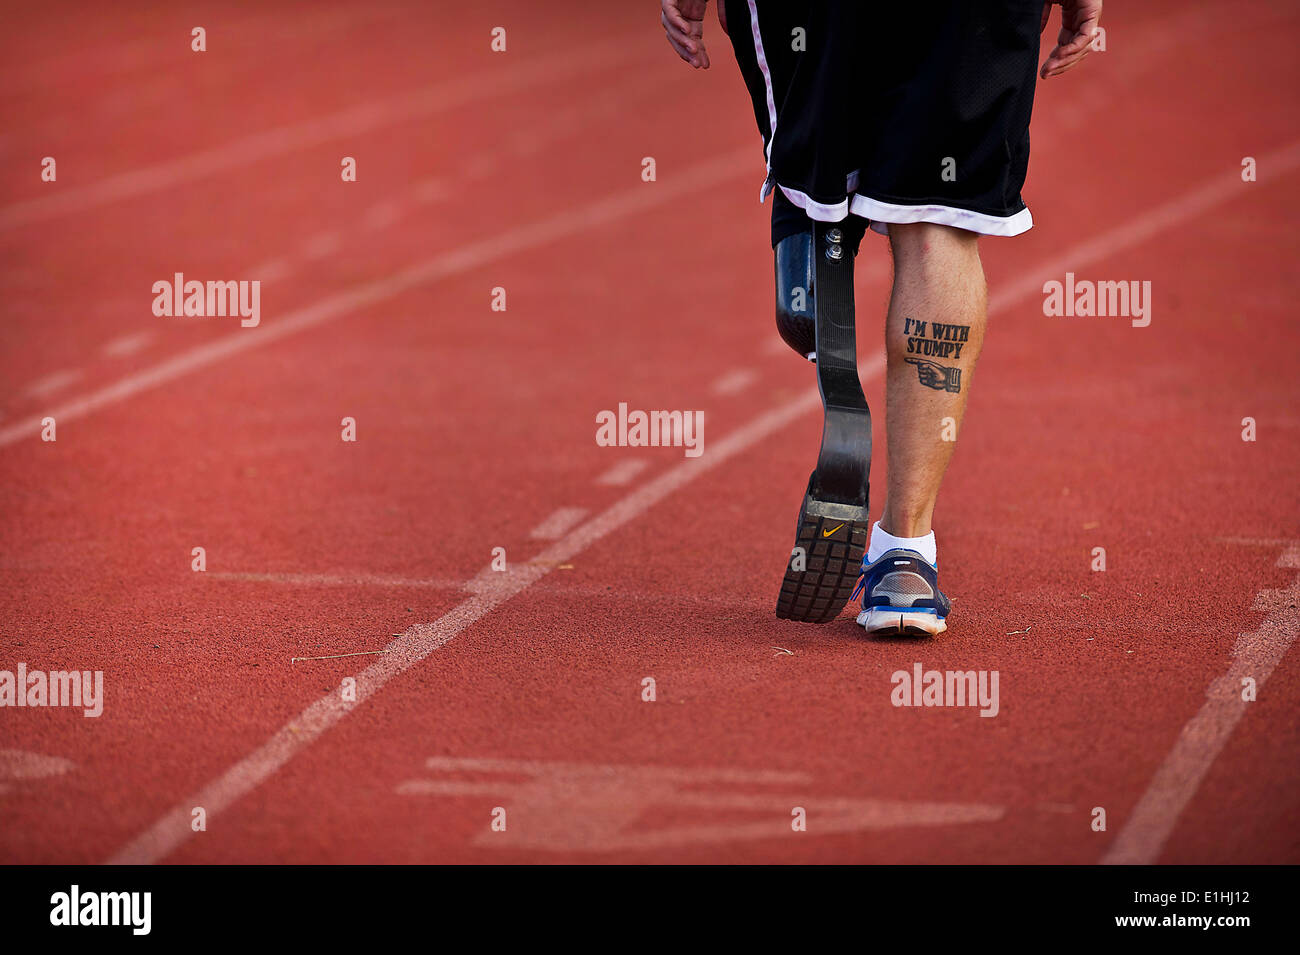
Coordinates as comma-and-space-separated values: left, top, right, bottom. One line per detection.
775, 491, 869, 623
856, 608, 948, 637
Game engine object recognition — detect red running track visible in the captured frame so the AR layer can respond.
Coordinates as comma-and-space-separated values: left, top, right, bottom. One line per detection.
0, 1, 1297, 864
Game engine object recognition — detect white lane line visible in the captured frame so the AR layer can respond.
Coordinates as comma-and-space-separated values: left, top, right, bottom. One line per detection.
0, 38, 650, 232
106, 153, 1300, 864
362, 200, 404, 231
209, 570, 740, 607
100, 332, 156, 358
300, 232, 343, 260
248, 259, 292, 283
210, 571, 463, 589
395, 757, 1002, 851
0, 749, 75, 798
0, 146, 754, 451
595, 459, 649, 486
23, 369, 83, 398
1215, 536, 1298, 549
14, 5, 394, 101
412, 179, 449, 204
529, 507, 589, 540
711, 368, 758, 396
1102, 543, 1300, 864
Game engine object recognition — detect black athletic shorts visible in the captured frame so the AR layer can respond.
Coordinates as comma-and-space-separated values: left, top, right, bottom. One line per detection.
726, 0, 1043, 241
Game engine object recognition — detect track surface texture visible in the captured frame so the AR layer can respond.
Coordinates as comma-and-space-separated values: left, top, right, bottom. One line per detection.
1, 1, 1297, 864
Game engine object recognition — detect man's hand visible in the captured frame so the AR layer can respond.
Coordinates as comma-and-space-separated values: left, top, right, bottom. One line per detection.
1039, 0, 1103, 78
662, 0, 727, 70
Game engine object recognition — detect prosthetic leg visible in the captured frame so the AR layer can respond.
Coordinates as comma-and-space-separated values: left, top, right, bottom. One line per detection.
775, 221, 872, 622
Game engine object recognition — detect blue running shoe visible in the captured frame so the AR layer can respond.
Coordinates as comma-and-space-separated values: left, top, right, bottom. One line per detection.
852, 548, 950, 636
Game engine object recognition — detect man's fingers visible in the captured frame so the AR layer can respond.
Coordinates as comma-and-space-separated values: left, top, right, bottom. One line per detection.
662, 26, 694, 64
1050, 31, 1093, 70
662, 13, 709, 68
1056, 5, 1102, 57
1041, 45, 1089, 77
665, 11, 705, 49
1040, 6, 1101, 79
1058, 24, 1095, 57
662, 3, 694, 35
666, 30, 698, 66
662, 13, 701, 62
662, 11, 697, 53
661, 0, 714, 67
1041, 45, 1088, 76
1075, 12, 1102, 49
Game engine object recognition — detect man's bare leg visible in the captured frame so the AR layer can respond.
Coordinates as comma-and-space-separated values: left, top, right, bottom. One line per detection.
880, 222, 987, 542
853, 221, 984, 635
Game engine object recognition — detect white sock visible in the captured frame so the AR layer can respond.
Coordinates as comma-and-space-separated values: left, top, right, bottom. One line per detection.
867, 521, 937, 566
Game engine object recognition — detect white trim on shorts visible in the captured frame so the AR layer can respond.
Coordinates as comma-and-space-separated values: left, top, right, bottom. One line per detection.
852, 193, 1034, 236
771, 182, 1034, 238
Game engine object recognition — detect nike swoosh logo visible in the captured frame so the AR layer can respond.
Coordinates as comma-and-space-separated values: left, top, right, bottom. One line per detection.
822, 523, 845, 538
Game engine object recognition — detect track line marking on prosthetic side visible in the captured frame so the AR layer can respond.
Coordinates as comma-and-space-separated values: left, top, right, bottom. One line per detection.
595, 459, 649, 486
0, 146, 754, 451
100, 332, 156, 358
529, 508, 590, 540
1215, 536, 1299, 551
362, 200, 404, 231
23, 369, 83, 399
248, 259, 292, 283
106, 152, 1297, 864
412, 179, 450, 203
0, 750, 75, 798
0, 36, 653, 232
226, 68, 686, 308
300, 232, 343, 260
17, 3, 399, 99
1102, 543, 1300, 864
210, 571, 465, 589
395, 757, 1003, 851
196, 72, 679, 321
711, 368, 758, 396
210, 570, 739, 608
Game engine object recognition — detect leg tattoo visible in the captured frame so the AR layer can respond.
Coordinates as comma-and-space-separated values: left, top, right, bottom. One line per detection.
905, 357, 962, 393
